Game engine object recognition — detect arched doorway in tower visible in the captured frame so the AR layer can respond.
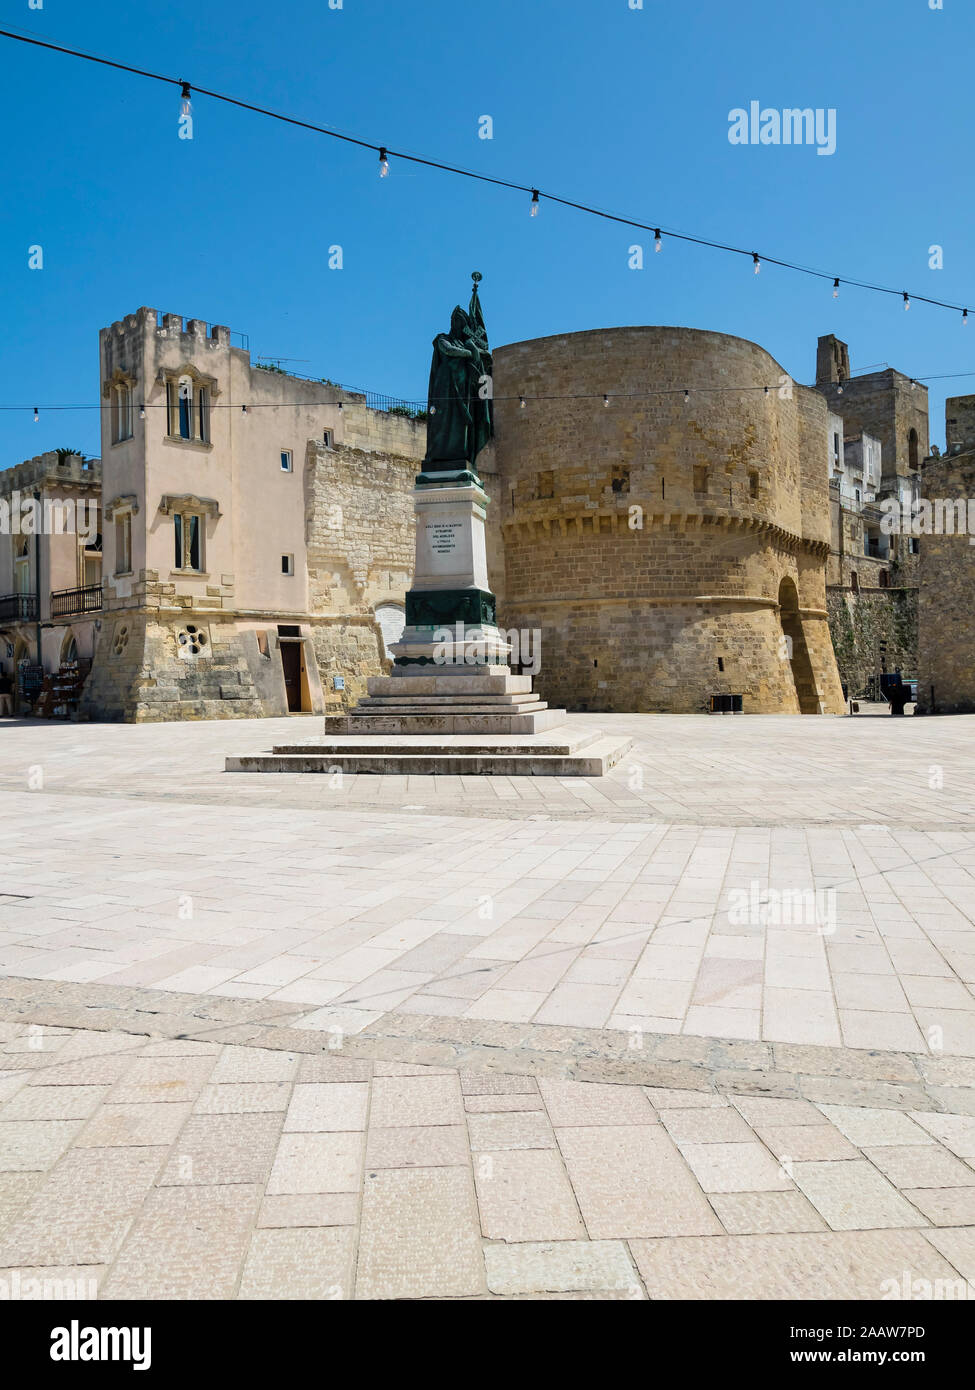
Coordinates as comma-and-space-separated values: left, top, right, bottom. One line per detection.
778, 578, 820, 714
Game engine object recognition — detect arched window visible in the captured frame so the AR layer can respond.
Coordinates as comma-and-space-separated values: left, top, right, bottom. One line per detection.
61, 632, 79, 665
165, 372, 211, 443
908, 428, 919, 470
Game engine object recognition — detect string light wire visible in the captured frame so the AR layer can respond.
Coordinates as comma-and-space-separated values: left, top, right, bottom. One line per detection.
1, 26, 973, 320
11, 369, 975, 418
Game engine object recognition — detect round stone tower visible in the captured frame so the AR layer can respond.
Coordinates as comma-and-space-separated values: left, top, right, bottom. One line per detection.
491, 326, 845, 714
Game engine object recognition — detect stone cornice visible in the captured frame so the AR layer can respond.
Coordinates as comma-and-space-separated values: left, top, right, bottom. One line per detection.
158, 493, 222, 519
103, 493, 140, 520
501, 507, 830, 557
155, 364, 221, 397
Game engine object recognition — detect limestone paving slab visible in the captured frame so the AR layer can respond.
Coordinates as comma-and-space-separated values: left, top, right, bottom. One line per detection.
629, 1230, 964, 1300
483, 1239, 640, 1296
355, 1167, 484, 1300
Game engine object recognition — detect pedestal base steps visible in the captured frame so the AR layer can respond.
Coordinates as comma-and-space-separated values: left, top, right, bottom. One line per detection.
335, 668, 561, 734
225, 665, 632, 775
225, 725, 632, 776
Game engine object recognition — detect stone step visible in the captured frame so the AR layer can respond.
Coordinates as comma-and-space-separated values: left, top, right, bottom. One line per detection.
226, 735, 633, 778
321, 708, 568, 735
357, 693, 546, 708
272, 730, 602, 757
366, 672, 534, 698
351, 700, 550, 711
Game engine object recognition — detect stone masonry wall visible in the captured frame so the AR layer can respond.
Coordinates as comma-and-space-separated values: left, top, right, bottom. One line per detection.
827, 589, 918, 698
80, 612, 264, 722
916, 451, 975, 713
493, 327, 844, 714
304, 441, 416, 710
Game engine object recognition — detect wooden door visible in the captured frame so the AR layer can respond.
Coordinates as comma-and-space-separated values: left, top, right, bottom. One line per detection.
281, 641, 302, 712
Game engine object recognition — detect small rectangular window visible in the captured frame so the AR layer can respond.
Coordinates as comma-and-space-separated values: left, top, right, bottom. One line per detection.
198, 387, 210, 443
115, 513, 132, 575
174, 514, 203, 571
281, 554, 294, 576
178, 390, 192, 440
322, 431, 333, 449
693, 466, 708, 494
749, 471, 759, 499
280, 450, 293, 472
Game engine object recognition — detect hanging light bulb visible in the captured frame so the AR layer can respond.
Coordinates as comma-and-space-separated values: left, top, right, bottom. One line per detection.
752, 253, 761, 275
764, 386, 769, 396
139, 404, 146, 419
837, 376, 844, 396
683, 389, 689, 404
964, 309, 969, 326
378, 147, 389, 178
832, 278, 840, 300
654, 229, 662, 254
241, 404, 248, 414
530, 190, 539, 217
903, 292, 910, 312
33, 406, 39, 423
603, 394, 610, 407
179, 82, 192, 118
519, 396, 527, 409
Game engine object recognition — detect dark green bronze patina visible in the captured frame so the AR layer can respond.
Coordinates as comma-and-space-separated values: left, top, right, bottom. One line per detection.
405, 586, 497, 630
422, 273, 493, 475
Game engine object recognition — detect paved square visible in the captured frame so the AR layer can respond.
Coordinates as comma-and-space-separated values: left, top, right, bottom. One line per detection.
1, 712, 974, 1298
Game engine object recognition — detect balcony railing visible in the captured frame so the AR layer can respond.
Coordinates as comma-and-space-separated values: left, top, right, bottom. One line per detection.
50, 584, 103, 619
0, 593, 38, 623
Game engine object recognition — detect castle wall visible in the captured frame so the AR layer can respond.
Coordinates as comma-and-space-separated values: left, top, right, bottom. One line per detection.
304, 439, 417, 712
916, 449, 975, 714
492, 327, 844, 714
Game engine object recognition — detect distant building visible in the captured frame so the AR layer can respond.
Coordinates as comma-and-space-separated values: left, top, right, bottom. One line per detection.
815, 335, 923, 698
0, 451, 102, 714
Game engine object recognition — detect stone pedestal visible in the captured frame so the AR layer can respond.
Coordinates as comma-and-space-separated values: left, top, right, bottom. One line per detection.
387, 469, 510, 672
340, 469, 566, 736
228, 469, 632, 775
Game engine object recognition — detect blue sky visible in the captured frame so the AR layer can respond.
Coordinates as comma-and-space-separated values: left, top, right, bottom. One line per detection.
2, 0, 971, 461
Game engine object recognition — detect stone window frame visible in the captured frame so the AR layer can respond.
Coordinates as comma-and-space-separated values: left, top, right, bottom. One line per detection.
104, 494, 139, 577
176, 622, 210, 659
14, 535, 31, 593
158, 494, 221, 578
103, 370, 136, 446
159, 365, 218, 448
281, 552, 295, 576
77, 521, 102, 588
280, 449, 293, 472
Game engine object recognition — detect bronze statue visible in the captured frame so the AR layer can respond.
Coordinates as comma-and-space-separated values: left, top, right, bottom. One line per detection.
422, 272, 493, 474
